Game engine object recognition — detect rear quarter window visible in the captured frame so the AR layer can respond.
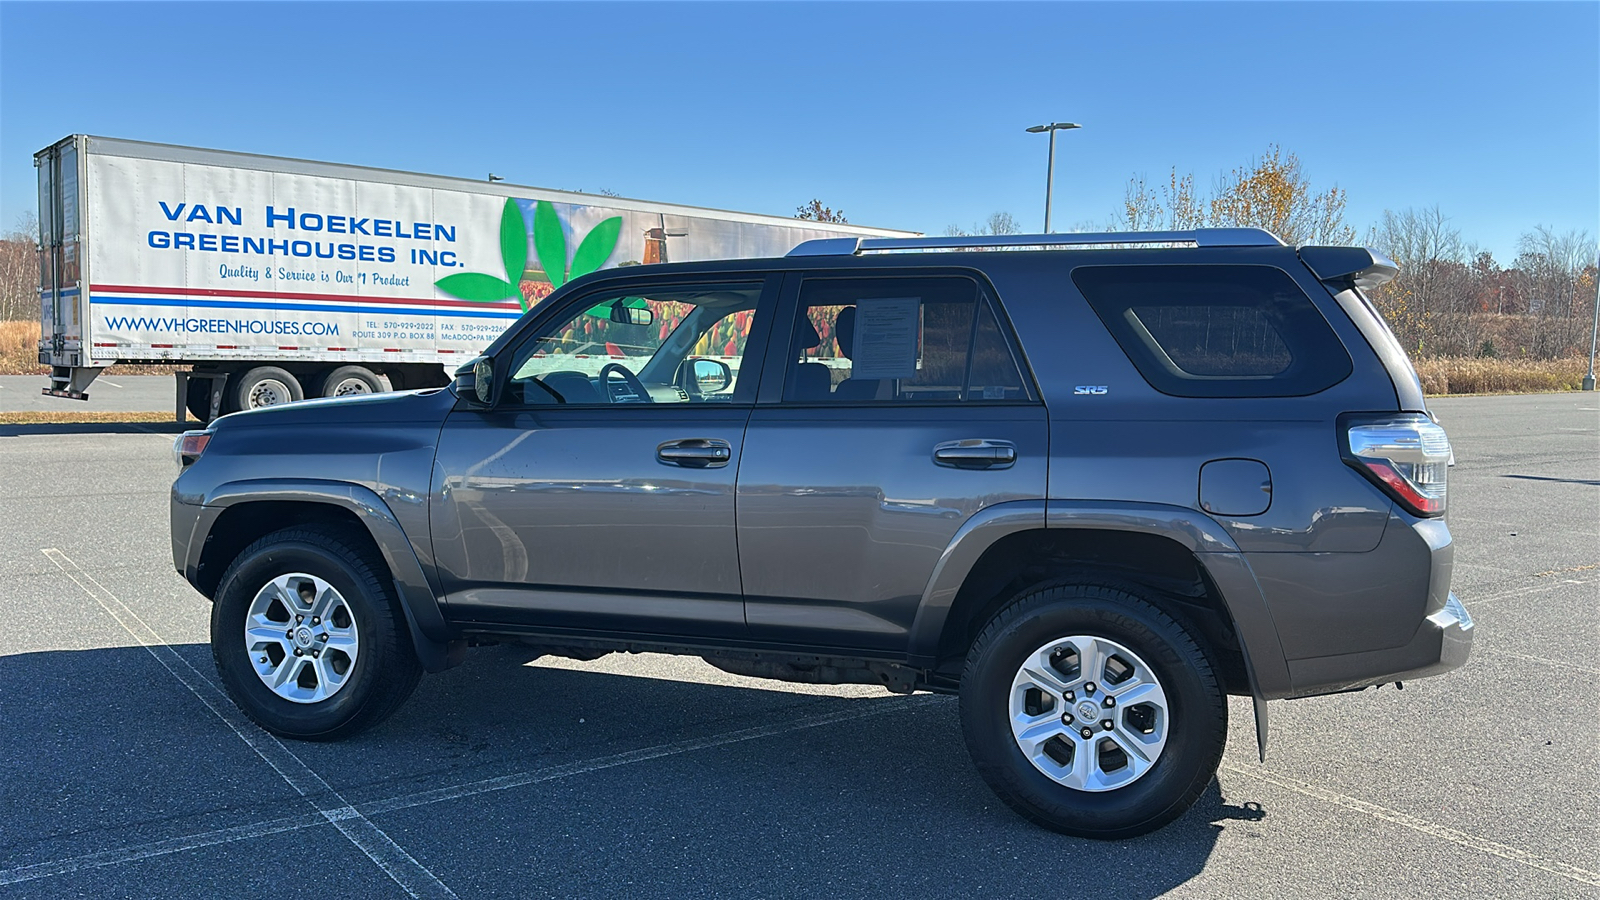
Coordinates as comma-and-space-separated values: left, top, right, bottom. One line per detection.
1071, 264, 1352, 398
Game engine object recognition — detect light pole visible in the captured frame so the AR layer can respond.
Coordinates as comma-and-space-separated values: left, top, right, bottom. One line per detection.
1026, 122, 1081, 233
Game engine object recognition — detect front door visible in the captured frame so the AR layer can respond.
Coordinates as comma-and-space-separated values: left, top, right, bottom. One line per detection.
736, 272, 1049, 653
431, 275, 777, 639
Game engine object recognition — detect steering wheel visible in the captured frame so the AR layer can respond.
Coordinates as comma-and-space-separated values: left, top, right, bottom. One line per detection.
598, 362, 653, 404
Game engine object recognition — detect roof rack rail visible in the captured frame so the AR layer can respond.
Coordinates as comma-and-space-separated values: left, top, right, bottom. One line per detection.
786, 227, 1286, 257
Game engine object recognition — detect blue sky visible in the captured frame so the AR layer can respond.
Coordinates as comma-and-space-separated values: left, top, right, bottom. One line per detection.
1, 2, 1595, 262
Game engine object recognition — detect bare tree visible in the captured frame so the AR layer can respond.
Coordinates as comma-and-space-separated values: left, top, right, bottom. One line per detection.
1364, 207, 1466, 352
1119, 169, 1203, 232
1207, 146, 1355, 245
796, 200, 848, 224
945, 211, 1023, 238
0, 212, 39, 321
1516, 226, 1598, 357
984, 211, 1021, 235
1115, 147, 1352, 245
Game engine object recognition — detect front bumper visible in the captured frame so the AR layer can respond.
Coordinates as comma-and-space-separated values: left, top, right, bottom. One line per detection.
171, 492, 207, 584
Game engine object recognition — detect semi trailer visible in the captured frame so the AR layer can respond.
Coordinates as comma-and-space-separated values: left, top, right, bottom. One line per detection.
35, 134, 912, 420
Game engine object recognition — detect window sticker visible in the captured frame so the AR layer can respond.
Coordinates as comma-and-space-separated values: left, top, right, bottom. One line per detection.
850, 297, 920, 379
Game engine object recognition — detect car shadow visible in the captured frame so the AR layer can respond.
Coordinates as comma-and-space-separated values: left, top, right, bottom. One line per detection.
0, 643, 1261, 896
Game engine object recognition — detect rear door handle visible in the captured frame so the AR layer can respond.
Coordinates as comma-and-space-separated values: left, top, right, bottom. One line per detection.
933, 439, 1017, 469
657, 438, 733, 468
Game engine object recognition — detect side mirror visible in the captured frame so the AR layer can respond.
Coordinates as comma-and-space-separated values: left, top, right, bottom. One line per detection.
690, 358, 733, 394
609, 301, 654, 327
456, 356, 494, 406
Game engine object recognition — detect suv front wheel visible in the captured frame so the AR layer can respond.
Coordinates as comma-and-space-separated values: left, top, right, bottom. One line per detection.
211, 526, 422, 740
960, 583, 1226, 838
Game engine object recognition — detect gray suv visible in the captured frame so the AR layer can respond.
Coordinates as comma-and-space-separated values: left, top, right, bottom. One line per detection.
170, 228, 1473, 838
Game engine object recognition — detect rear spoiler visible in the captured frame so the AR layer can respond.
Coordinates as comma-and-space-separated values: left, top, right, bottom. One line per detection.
1298, 246, 1399, 290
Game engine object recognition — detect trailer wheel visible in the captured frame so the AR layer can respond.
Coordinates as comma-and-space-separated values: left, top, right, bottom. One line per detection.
316, 365, 385, 398
232, 366, 304, 412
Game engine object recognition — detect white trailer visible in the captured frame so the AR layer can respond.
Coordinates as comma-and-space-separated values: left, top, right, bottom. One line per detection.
35, 135, 912, 420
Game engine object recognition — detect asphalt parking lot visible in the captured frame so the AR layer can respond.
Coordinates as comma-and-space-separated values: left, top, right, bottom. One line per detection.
0, 390, 1595, 898
0, 376, 176, 414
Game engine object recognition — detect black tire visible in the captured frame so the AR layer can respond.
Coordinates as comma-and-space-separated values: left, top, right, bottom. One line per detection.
959, 583, 1226, 839
230, 366, 303, 412
313, 365, 385, 398
210, 526, 422, 740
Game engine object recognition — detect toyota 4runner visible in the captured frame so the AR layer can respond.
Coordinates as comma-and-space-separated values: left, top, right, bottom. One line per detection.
171, 228, 1472, 838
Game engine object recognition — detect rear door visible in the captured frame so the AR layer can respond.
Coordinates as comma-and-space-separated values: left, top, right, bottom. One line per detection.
735, 270, 1049, 653
35, 137, 84, 367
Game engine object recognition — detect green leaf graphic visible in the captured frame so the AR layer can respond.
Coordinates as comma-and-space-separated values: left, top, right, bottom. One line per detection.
435, 272, 517, 302
569, 216, 623, 281
533, 201, 569, 289
500, 199, 528, 286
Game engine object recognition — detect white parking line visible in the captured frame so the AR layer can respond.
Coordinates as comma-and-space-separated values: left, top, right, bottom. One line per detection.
41, 548, 457, 899
0, 812, 324, 887
0, 687, 931, 887
1463, 575, 1598, 606
1484, 648, 1600, 676
1221, 763, 1600, 887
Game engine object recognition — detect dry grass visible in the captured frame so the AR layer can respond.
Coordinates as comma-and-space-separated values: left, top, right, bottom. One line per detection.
1, 319, 181, 376
1413, 356, 1589, 396
0, 410, 197, 425
0, 319, 41, 375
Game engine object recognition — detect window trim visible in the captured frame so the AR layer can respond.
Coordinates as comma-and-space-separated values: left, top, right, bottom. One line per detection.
492, 273, 781, 410
759, 269, 1041, 408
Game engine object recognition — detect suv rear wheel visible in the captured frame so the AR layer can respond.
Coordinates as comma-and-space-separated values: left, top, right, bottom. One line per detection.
210, 526, 421, 740
960, 583, 1226, 838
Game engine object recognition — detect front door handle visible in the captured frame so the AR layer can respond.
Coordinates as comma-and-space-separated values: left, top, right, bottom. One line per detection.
657, 438, 733, 468
933, 439, 1017, 469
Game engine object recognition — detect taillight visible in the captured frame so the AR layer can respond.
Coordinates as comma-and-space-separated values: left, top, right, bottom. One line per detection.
1341, 414, 1451, 517
173, 430, 211, 468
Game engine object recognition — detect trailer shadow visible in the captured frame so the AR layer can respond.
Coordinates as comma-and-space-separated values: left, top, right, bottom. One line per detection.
0, 421, 190, 438
0, 642, 1260, 895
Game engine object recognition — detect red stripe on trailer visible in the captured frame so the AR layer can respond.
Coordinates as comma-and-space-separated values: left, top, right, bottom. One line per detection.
93, 342, 116, 347
151, 343, 174, 348
384, 348, 403, 352
90, 283, 520, 311
326, 347, 349, 351
217, 345, 239, 349
278, 346, 298, 350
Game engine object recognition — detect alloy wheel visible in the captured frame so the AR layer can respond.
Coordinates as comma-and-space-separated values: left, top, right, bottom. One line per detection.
243, 573, 360, 703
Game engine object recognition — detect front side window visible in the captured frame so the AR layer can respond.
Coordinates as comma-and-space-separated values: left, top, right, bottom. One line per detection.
507, 283, 764, 405
784, 276, 1027, 403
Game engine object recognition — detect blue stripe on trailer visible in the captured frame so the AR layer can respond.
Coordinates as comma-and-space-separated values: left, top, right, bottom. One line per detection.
90, 295, 524, 320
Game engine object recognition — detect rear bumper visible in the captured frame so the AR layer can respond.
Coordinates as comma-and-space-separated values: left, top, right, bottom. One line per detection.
1246, 512, 1472, 699
1284, 591, 1473, 697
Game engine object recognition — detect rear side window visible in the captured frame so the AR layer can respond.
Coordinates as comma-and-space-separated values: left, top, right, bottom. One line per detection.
784, 275, 1029, 404
1071, 265, 1351, 398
